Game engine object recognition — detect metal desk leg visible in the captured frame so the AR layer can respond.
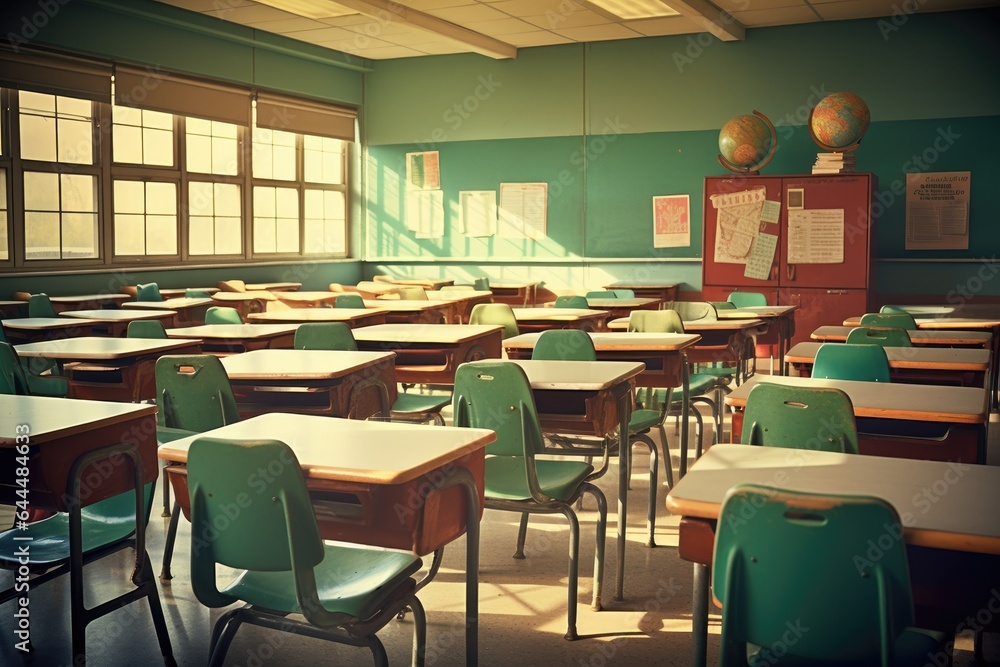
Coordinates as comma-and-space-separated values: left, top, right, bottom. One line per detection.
692, 562, 710, 667
444, 468, 480, 666
615, 386, 629, 602
679, 357, 691, 478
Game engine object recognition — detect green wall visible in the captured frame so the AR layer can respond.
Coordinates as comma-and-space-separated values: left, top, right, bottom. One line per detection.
363, 9, 1000, 294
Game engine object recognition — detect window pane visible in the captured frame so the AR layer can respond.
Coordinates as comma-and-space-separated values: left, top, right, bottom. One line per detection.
189, 216, 214, 255
187, 118, 238, 176
113, 105, 142, 125
147, 182, 177, 215
214, 183, 241, 217
24, 172, 59, 211
113, 124, 143, 163
211, 136, 237, 175
216, 217, 241, 254
188, 182, 240, 255
252, 127, 296, 181
114, 180, 145, 214
0, 211, 7, 261
273, 145, 295, 180
144, 128, 173, 166
254, 217, 276, 253
62, 174, 96, 212
186, 133, 212, 173
304, 189, 345, 254
187, 117, 211, 135
304, 135, 345, 184
146, 215, 177, 255
20, 91, 54, 114
25, 212, 59, 260
57, 96, 92, 119
57, 118, 93, 164
113, 181, 178, 257
253, 186, 298, 254
253, 186, 275, 217
62, 213, 98, 258
115, 213, 145, 255
20, 114, 57, 162
144, 109, 172, 130
189, 182, 214, 216
276, 217, 298, 253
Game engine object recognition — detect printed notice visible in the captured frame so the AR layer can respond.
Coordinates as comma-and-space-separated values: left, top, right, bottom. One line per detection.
711, 187, 766, 264
459, 190, 497, 237
406, 151, 441, 190
744, 232, 778, 280
905, 171, 970, 250
405, 189, 444, 238
653, 194, 690, 248
760, 200, 781, 224
499, 182, 547, 240
787, 209, 844, 264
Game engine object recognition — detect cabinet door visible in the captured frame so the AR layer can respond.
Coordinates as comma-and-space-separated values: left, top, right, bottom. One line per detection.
703, 176, 783, 288
779, 174, 873, 290
780, 287, 869, 347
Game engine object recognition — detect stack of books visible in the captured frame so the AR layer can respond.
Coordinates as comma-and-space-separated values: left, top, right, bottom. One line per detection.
812, 152, 856, 174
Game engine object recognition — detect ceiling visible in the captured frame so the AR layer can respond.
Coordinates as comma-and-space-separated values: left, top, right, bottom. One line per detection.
154, 0, 998, 60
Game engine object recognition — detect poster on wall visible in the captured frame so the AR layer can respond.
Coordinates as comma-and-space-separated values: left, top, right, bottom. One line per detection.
459, 190, 498, 237
405, 189, 444, 238
652, 194, 690, 249
406, 151, 441, 190
905, 171, 970, 250
787, 209, 844, 264
498, 182, 547, 240
710, 187, 767, 264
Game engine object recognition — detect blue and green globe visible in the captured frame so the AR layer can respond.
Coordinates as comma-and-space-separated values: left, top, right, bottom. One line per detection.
718, 111, 777, 173
809, 92, 870, 151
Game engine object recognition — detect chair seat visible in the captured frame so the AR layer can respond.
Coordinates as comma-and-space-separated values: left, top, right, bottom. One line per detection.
25, 372, 69, 396
629, 408, 664, 433
391, 392, 451, 415
747, 626, 945, 667
646, 373, 722, 408
485, 457, 593, 502
224, 540, 421, 620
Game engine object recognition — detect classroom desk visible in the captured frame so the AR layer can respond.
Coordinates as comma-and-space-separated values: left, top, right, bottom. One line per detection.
165, 323, 297, 354
585, 297, 660, 320
246, 281, 302, 292
0, 395, 169, 665
209, 291, 278, 318
273, 291, 343, 308
666, 444, 1000, 667
157, 287, 219, 299
48, 293, 131, 312
123, 297, 212, 326
392, 278, 455, 290
159, 412, 494, 666
362, 299, 454, 324
488, 281, 540, 307
504, 331, 702, 475
221, 349, 397, 420
512, 307, 610, 332
2, 317, 97, 342
0, 300, 27, 318
725, 375, 988, 464
716, 305, 799, 373
15, 337, 202, 402
425, 290, 494, 323
247, 307, 389, 328
59, 308, 177, 337
509, 359, 646, 602
349, 282, 402, 299
785, 341, 991, 389
811, 325, 992, 347
602, 281, 679, 306
353, 324, 503, 385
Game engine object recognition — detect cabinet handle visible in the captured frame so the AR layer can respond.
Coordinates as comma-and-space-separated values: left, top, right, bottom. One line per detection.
770, 265, 778, 281
786, 264, 796, 281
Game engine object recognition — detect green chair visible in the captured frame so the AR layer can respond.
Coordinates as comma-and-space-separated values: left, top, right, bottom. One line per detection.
585, 290, 617, 299
473, 277, 490, 291
185, 288, 212, 298
714, 484, 944, 667
0, 451, 174, 666
880, 304, 909, 314
727, 291, 767, 308
335, 293, 366, 309
846, 326, 912, 347
155, 354, 241, 580
469, 303, 520, 339
611, 289, 635, 298
127, 320, 169, 339
187, 437, 424, 667
0, 341, 68, 397
741, 382, 859, 454
554, 295, 589, 309
813, 343, 892, 383
710, 301, 737, 311
294, 322, 451, 426
531, 328, 596, 361
860, 312, 918, 330
452, 360, 606, 641
27, 293, 58, 318
136, 282, 164, 302
23, 294, 68, 384
205, 306, 242, 324
397, 286, 429, 300
672, 301, 718, 322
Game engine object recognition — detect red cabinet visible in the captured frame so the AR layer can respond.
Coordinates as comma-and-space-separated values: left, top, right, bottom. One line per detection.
702, 174, 876, 346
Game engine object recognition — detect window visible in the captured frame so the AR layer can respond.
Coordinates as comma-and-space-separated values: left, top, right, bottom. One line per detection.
19, 91, 93, 164
304, 189, 346, 254
24, 171, 98, 260
252, 127, 296, 181
112, 106, 174, 166
253, 186, 298, 253
304, 135, 345, 185
186, 118, 238, 176
189, 182, 241, 256
114, 181, 177, 256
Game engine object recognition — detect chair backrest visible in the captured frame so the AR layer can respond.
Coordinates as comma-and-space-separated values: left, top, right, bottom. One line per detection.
334, 293, 366, 309
293, 322, 358, 351
710, 301, 736, 310
155, 354, 240, 431
727, 291, 767, 308
473, 277, 490, 291
845, 326, 912, 347
372, 274, 396, 283
126, 320, 168, 339
453, 361, 544, 458
217, 279, 247, 292
554, 295, 589, 309
185, 288, 212, 298
440, 285, 474, 292
879, 304, 908, 314
585, 290, 617, 299
0, 343, 29, 395
135, 282, 163, 302
27, 293, 57, 318
611, 289, 635, 298
205, 306, 243, 325
673, 301, 718, 322
627, 309, 684, 334
397, 286, 428, 300
812, 343, 891, 383
859, 312, 917, 330
531, 329, 597, 361
469, 303, 520, 339
714, 484, 913, 664
741, 382, 859, 453
188, 437, 323, 578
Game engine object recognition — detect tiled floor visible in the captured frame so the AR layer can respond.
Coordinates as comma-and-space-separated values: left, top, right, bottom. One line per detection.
1, 403, 997, 666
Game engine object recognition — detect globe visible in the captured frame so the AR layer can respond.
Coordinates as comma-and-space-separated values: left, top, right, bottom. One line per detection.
718, 111, 777, 173
809, 92, 870, 151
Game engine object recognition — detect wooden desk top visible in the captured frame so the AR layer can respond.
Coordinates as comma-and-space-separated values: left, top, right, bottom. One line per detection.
507, 359, 645, 390
353, 323, 503, 344
353, 282, 402, 295
607, 318, 766, 332
786, 341, 991, 371
48, 293, 131, 304
158, 287, 219, 298
603, 281, 679, 289
0, 395, 156, 446
246, 282, 302, 292
489, 280, 539, 289
844, 315, 1000, 330
362, 299, 452, 312
158, 412, 495, 486
123, 297, 212, 310
665, 444, 1000, 554
166, 324, 299, 340
586, 297, 660, 309
211, 291, 278, 302
512, 308, 608, 321
716, 305, 798, 319
811, 326, 993, 346
424, 290, 493, 301
60, 309, 176, 322
3, 317, 100, 330
273, 291, 340, 304
725, 374, 987, 425
247, 308, 390, 323
392, 278, 455, 289
503, 331, 701, 351
221, 349, 395, 380
15, 336, 202, 360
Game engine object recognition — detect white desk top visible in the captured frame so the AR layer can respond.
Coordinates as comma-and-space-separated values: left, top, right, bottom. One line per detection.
353, 324, 503, 344
124, 298, 212, 310
811, 326, 992, 346
425, 290, 493, 301
60, 309, 176, 322
247, 308, 389, 323
504, 331, 701, 351
166, 324, 298, 340
507, 359, 645, 390
512, 308, 608, 321
211, 291, 278, 302
786, 341, 991, 371
362, 299, 451, 312
158, 412, 495, 486
221, 349, 395, 380
716, 305, 798, 319
666, 444, 1000, 554
0, 395, 155, 446
15, 336, 201, 360
48, 293, 130, 303
844, 314, 1000, 330
3, 317, 100, 330
586, 298, 660, 309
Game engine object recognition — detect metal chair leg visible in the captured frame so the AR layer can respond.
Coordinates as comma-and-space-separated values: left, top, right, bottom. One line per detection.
160, 502, 181, 581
